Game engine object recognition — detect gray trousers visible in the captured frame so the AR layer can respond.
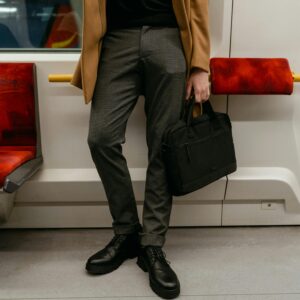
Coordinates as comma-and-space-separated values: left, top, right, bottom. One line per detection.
87, 25, 187, 247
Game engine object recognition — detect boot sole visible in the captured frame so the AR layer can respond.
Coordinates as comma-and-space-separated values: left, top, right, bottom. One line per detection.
136, 255, 180, 299
86, 251, 138, 275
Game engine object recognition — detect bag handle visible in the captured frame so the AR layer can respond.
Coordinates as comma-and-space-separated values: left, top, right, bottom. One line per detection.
184, 95, 222, 132
181, 95, 198, 123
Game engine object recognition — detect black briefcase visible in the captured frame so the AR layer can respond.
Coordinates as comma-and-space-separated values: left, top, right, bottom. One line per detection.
161, 95, 237, 196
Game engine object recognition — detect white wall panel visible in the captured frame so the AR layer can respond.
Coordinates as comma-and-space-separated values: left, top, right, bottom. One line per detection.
224, 0, 300, 223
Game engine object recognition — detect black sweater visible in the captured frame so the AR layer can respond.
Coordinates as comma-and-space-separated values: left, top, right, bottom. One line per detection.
106, 0, 178, 31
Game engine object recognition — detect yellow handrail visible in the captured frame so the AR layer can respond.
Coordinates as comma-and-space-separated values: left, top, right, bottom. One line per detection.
48, 74, 73, 82
292, 72, 300, 82
49, 72, 300, 83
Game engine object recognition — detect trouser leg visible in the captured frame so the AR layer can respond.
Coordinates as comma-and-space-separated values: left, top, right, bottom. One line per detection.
138, 26, 187, 247
87, 28, 143, 235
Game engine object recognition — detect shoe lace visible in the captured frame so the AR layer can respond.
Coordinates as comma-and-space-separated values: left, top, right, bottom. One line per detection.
148, 246, 171, 265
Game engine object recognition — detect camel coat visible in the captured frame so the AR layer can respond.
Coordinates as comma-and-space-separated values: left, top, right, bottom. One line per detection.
70, 0, 211, 105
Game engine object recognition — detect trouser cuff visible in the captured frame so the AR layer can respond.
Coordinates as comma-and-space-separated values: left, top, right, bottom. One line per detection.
113, 221, 142, 235
139, 233, 166, 247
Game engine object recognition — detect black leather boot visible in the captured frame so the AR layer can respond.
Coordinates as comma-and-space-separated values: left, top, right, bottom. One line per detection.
136, 246, 180, 299
86, 230, 141, 275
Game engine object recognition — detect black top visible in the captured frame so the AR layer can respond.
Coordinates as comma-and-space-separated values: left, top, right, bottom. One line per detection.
106, 0, 178, 31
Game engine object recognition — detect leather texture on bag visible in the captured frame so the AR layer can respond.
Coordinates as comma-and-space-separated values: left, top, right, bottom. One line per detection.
161, 96, 237, 196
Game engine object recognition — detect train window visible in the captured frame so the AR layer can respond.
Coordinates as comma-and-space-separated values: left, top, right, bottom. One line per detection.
0, 0, 82, 50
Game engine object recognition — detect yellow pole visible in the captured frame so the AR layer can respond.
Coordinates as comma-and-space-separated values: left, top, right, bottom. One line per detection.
292, 72, 300, 82
49, 72, 300, 83
48, 74, 73, 82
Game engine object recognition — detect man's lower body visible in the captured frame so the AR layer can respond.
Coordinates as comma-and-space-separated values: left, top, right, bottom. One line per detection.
86, 25, 187, 299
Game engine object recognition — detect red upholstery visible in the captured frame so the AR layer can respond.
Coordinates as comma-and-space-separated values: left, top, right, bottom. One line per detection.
0, 63, 37, 188
0, 147, 36, 186
210, 57, 294, 95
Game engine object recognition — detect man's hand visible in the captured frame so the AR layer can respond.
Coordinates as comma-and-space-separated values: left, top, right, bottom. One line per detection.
185, 67, 210, 103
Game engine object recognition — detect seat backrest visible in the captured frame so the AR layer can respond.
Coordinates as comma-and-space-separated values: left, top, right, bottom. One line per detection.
0, 63, 37, 146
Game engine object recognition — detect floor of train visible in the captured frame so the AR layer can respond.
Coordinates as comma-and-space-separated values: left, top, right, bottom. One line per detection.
1, 226, 300, 300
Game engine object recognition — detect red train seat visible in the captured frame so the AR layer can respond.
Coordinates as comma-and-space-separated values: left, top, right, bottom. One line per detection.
0, 63, 43, 193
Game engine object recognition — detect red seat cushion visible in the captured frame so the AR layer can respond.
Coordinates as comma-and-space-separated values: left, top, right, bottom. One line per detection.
210, 57, 294, 95
0, 146, 36, 188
